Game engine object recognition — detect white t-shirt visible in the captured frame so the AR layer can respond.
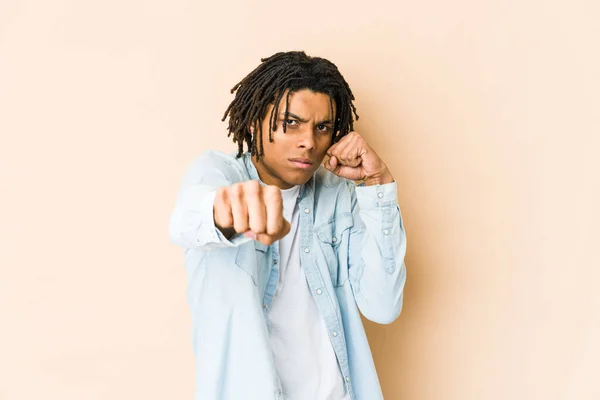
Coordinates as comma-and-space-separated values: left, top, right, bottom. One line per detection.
267, 185, 349, 399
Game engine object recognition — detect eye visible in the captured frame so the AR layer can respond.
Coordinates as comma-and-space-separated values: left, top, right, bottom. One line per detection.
316, 124, 331, 132
285, 119, 298, 126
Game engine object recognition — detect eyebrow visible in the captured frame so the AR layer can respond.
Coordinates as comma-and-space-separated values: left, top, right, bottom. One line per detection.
281, 112, 333, 125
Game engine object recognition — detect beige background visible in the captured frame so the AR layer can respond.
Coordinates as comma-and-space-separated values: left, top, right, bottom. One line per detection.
1, 0, 599, 399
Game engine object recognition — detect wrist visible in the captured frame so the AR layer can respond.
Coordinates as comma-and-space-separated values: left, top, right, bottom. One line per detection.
364, 167, 394, 186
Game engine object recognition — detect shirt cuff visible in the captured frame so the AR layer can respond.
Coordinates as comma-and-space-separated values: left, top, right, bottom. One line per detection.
195, 190, 251, 248
355, 181, 398, 210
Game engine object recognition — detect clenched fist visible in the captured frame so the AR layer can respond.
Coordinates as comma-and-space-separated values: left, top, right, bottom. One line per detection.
325, 131, 394, 186
213, 180, 291, 245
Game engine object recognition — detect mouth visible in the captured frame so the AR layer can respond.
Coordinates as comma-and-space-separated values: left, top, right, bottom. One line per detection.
289, 157, 314, 170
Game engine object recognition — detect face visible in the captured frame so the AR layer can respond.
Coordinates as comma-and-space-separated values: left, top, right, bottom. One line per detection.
251, 89, 335, 189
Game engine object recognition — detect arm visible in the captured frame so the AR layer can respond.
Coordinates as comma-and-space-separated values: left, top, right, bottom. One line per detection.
168, 152, 290, 250
347, 180, 407, 324
168, 153, 248, 250
324, 131, 407, 324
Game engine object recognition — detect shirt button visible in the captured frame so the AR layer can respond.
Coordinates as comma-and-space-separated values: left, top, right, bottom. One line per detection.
304, 247, 310, 253
345, 376, 350, 383
263, 304, 267, 309
316, 289, 323, 295
332, 237, 337, 243
304, 208, 310, 214
377, 192, 383, 199
332, 331, 338, 337
383, 229, 390, 235
273, 259, 278, 265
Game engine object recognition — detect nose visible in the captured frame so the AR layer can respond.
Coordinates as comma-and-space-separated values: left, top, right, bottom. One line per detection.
297, 127, 315, 150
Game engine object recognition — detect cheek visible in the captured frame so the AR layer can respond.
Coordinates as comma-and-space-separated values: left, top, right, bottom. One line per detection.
257, 129, 283, 155
264, 130, 297, 153
316, 135, 333, 153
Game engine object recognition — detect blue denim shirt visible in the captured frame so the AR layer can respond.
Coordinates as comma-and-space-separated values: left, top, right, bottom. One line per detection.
168, 151, 407, 400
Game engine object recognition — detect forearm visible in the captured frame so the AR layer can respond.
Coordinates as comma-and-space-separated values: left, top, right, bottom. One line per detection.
349, 181, 407, 324
168, 155, 251, 251
363, 166, 394, 187
169, 187, 248, 250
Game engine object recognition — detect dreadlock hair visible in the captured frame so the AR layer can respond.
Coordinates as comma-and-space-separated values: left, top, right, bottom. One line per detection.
221, 51, 359, 159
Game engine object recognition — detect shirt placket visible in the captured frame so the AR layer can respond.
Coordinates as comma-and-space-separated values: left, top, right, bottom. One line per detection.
298, 195, 355, 399
262, 241, 280, 331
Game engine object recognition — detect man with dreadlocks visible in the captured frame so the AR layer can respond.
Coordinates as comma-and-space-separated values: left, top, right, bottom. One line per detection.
169, 51, 407, 400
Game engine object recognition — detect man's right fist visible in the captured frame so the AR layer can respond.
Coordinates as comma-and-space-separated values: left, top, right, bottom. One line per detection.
213, 180, 291, 245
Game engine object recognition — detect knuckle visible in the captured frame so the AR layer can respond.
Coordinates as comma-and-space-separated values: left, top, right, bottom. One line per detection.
219, 216, 233, 229
233, 220, 248, 232
217, 189, 227, 202
244, 179, 260, 193
264, 184, 277, 194
215, 188, 226, 204
250, 220, 266, 233
229, 183, 242, 196
264, 185, 281, 200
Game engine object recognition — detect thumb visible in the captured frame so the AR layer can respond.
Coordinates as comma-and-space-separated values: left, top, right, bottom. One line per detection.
327, 163, 363, 181
328, 156, 338, 169
280, 218, 291, 237
325, 155, 337, 170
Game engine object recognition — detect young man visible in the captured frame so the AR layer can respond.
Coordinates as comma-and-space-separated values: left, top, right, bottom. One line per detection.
169, 51, 407, 400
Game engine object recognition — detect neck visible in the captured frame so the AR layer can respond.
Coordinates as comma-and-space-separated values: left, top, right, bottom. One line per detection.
250, 155, 293, 189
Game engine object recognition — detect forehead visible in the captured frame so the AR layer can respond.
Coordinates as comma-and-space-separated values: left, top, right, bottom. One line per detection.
277, 89, 335, 117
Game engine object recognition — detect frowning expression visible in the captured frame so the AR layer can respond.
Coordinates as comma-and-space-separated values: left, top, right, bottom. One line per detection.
251, 89, 335, 189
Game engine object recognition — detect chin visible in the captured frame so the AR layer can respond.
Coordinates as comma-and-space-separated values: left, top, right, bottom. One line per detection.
283, 170, 314, 187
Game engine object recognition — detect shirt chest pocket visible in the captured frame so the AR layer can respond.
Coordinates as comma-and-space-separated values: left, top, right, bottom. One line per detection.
315, 213, 353, 287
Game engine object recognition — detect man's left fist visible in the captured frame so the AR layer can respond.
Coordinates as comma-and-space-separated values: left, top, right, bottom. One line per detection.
324, 131, 394, 186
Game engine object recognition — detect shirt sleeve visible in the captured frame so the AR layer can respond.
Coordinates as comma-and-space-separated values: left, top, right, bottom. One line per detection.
347, 181, 408, 324
168, 153, 252, 251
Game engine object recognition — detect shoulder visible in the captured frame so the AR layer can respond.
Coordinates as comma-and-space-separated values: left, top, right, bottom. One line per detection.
192, 149, 238, 166
183, 150, 249, 185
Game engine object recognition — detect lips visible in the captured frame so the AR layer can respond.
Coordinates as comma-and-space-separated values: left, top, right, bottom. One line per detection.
289, 157, 313, 165
289, 157, 314, 169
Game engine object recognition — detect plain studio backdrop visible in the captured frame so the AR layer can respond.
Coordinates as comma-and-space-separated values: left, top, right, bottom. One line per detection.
1, 0, 599, 399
